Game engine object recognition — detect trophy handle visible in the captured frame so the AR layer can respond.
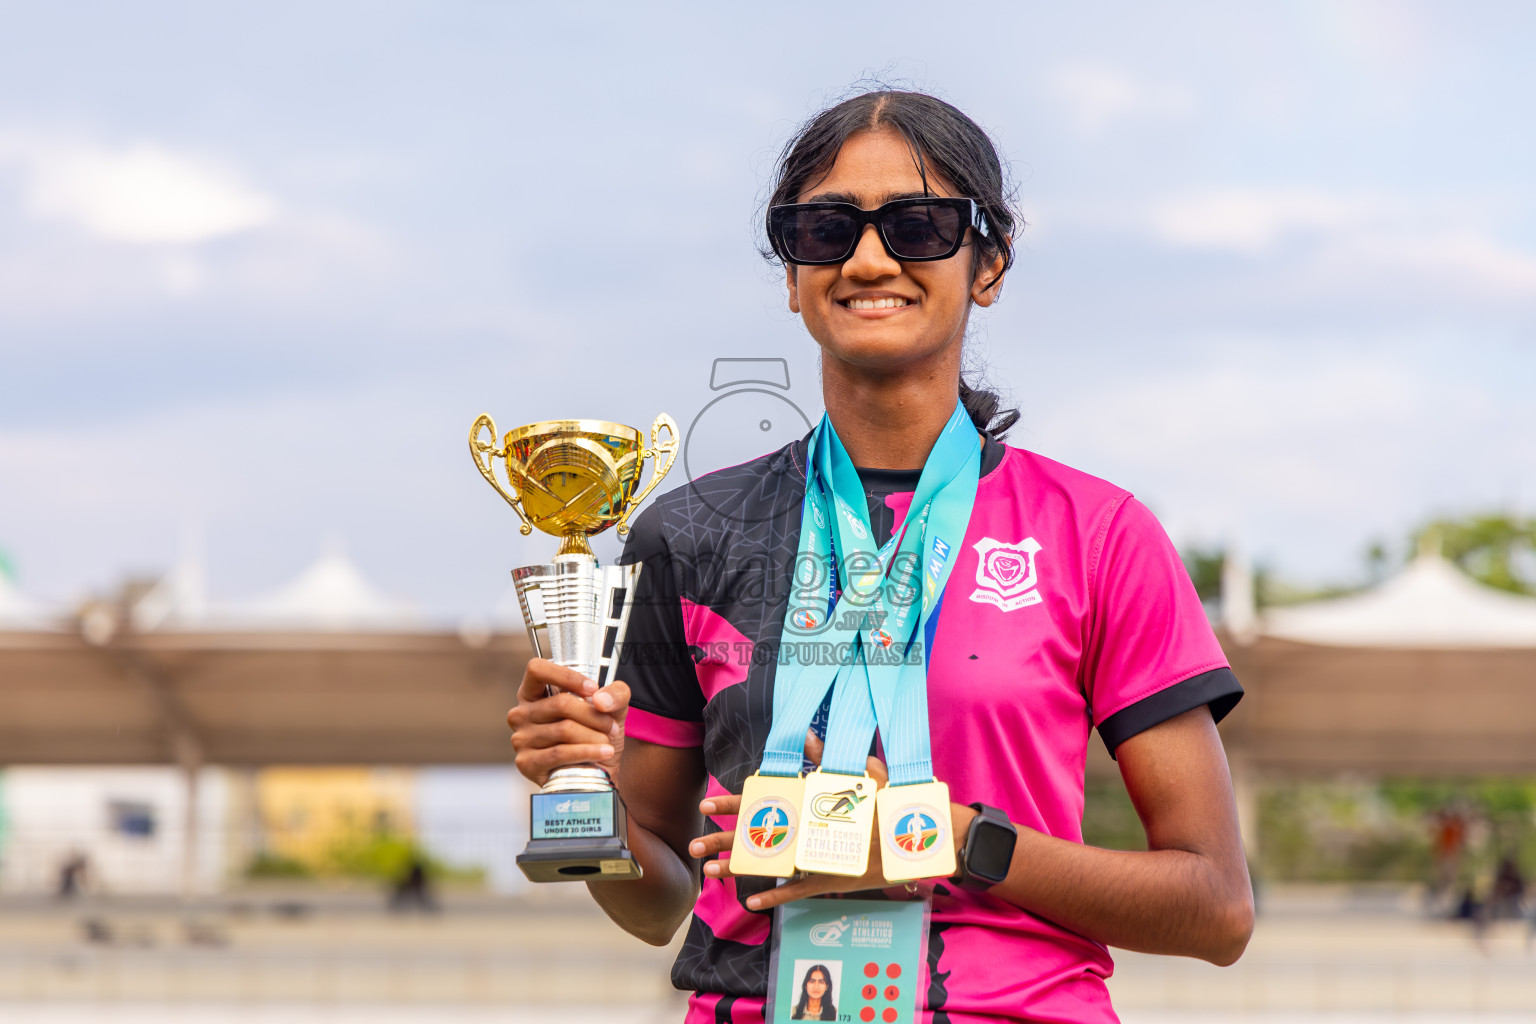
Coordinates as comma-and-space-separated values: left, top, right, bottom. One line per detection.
616, 413, 678, 537
469, 413, 535, 536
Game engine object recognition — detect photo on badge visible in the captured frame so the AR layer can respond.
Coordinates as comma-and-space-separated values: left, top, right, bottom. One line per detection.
787, 959, 843, 1021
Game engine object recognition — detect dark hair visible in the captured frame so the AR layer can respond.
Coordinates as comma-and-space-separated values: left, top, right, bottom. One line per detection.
794, 964, 836, 1021
764, 89, 1022, 441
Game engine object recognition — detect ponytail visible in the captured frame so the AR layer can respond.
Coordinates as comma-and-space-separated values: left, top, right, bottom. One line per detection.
959, 378, 1019, 442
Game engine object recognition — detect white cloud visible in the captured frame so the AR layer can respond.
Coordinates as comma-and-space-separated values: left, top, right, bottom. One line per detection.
0, 132, 400, 320
1045, 63, 1195, 137
1133, 185, 1536, 305
1308, 229, 1536, 300
0, 135, 277, 244
1147, 187, 1369, 254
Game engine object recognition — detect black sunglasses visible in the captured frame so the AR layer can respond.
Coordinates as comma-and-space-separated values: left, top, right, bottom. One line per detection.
768, 197, 989, 266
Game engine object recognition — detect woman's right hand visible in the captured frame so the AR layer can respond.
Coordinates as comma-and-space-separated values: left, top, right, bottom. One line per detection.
506, 657, 628, 786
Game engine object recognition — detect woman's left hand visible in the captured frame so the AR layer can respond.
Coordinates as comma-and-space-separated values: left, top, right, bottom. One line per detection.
688, 731, 892, 912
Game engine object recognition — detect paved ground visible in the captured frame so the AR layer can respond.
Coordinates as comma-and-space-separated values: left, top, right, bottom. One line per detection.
0, 884, 1529, 1020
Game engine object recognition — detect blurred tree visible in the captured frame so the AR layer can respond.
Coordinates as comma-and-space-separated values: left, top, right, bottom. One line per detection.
1255, 779, 1536, 884
0, 548, 15, 582
1173, 543, 1284, 607
1081, 780, 1144, 852
1180, 544, 1283, 607
1181, 545, 1224, 602
1364, 539, 1390, 585
246, 851, 313, 879
1410, 513, 1536, 595
324, 822, 485, 884
1181, 511, 1534, 614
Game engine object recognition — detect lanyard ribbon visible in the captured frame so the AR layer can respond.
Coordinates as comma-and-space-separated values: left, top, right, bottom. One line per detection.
759, 402, 980, 787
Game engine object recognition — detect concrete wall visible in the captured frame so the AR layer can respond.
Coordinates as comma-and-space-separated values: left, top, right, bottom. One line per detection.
0, 766, 228, 895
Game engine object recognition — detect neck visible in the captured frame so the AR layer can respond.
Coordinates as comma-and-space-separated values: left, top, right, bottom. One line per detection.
821, 353, 964, 470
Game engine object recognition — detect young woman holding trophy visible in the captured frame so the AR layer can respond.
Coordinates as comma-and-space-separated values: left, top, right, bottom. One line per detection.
506, 90, 1253, 1023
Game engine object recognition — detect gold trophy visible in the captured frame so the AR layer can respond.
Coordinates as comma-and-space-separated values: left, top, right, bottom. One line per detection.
470, 413, 678, 882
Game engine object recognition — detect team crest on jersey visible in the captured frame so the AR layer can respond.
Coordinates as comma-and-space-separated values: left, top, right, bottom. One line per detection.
743, 798, 796, 851
969, 536, 1044, 612
792, 609, 819, 631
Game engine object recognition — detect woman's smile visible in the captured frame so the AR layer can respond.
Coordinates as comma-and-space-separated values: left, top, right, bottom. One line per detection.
840, 291, 916, 316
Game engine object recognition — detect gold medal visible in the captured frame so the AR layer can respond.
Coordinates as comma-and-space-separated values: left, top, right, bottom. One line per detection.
794, 769, 877, 877
731, 773, 804, 878
876, 780, 956, 883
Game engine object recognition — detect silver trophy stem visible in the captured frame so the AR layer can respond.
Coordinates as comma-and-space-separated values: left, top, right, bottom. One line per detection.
511, 552, 641, 794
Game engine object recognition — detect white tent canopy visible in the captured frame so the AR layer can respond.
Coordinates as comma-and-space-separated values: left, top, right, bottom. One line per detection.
130, 556, 208, 632
209, 548, 419, 632
0, 572, 57, 631
1261, 552, 1536, 649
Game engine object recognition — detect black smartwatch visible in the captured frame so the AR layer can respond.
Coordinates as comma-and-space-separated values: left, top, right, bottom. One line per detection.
954, 803, 1017, 892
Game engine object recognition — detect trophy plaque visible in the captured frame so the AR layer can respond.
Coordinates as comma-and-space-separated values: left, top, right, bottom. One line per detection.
470, 413, 678, 882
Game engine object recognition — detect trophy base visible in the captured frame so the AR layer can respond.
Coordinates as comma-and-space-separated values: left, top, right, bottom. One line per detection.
517, 767, 643, 883
517, 836, 642, 882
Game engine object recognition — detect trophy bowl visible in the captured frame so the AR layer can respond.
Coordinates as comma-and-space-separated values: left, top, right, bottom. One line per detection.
501, 419, 646, 538
471, 414, 677, 558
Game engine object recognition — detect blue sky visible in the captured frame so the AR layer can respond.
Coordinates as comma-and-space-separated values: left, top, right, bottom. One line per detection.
1, 1, 1533, 618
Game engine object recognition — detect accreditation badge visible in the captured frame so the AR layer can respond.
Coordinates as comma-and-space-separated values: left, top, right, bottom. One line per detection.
767, 897, 929, 1024
875, 780, 956, 883
795, 769, 877, 877
732, 773, 804, 878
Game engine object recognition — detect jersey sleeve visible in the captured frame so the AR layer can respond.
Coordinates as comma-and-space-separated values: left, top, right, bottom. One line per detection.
1082, 496, 1243, 757
615, 502, 705, 748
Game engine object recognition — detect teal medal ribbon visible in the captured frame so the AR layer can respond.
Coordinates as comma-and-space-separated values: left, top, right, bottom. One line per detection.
759, 402, 980, 786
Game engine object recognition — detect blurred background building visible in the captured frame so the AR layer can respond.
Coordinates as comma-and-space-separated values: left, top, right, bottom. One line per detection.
2, 523, 1534, 1020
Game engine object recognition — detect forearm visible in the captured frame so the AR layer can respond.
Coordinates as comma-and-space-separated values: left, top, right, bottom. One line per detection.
585, 737, 706, 946
587, 816, 699, 945
1017, 829, 1249, 964
952, 804, 1253, 966
967, 707, 1254, 964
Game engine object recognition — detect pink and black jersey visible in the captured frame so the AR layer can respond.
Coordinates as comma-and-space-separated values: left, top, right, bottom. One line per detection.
617, 435, 1242, 1024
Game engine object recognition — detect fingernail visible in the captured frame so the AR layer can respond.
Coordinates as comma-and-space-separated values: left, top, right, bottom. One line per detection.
609, 722, 622, 738
599, 744, 614, 758
704, 863, 719, 876
689, 841, 704, 856
746, 896, 761, 909
582, 678, 598, 694
594, 692, 613, 711
700, 800, 716, 814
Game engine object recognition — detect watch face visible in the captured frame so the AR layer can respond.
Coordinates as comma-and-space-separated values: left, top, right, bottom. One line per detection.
968, 821, 1015, 881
